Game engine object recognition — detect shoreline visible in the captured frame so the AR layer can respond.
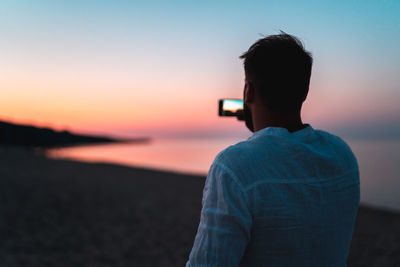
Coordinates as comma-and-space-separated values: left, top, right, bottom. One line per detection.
0, 145, 399, 266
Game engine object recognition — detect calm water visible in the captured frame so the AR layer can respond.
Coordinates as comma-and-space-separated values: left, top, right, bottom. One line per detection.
47, 137, 400, 211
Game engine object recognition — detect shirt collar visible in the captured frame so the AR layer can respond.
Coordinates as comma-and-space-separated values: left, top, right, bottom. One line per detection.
248, 124, 314, 141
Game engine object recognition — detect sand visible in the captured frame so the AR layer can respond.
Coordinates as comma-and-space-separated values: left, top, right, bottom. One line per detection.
0, 145, 399, 266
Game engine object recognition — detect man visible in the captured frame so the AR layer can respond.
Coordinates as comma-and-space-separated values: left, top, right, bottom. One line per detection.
186, 32, 360, 266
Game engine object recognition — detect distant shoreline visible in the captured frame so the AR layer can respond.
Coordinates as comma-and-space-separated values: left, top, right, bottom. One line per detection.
0, 119, 150, 148
41, 136, 151, 149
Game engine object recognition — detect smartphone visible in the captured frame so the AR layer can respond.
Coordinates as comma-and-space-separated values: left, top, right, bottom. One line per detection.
218, 99, 244, 117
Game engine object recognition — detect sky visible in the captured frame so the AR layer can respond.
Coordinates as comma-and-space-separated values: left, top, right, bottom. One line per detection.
1, 0, 399, 139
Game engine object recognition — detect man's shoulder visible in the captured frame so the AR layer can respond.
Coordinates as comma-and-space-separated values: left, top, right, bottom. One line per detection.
214, 139, 255, 164
208, 141, 255, 190
314, 129, 356, 155
211, 138, 275, 180
218, 140, 250, 156
218, 134, 282, 155
314, 128, 344, 142
211, 140, 246, 169
315, 129, 358, 167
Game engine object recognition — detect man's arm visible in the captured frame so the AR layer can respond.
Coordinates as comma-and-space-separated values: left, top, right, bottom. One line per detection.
186, 162, 252, 267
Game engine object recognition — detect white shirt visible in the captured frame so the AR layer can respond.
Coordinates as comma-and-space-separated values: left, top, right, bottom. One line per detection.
186, 124, 360, 267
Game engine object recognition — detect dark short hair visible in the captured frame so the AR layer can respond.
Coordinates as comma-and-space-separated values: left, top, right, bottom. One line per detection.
240, 31, 313, 112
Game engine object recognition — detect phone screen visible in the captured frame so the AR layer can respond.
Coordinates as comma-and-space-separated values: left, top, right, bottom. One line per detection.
219, 99, 243, 116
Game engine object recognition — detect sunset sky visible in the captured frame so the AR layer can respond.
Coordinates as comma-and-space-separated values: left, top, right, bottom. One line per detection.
1, 0, 399, 139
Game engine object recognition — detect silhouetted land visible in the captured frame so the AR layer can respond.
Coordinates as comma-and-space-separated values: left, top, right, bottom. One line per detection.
0, 146, 399, 266
0, 120, 149, 148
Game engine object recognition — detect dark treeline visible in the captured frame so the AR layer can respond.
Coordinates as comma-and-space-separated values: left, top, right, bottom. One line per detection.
0, 120, 148, 148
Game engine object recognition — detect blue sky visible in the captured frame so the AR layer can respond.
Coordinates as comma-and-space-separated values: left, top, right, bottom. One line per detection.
1, 0, 399, 138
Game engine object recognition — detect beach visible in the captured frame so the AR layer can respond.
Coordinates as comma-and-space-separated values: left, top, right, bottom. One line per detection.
1, 146, 399, 266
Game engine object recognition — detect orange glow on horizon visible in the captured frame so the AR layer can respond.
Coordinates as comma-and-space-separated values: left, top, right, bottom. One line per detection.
2, 55, 399, 137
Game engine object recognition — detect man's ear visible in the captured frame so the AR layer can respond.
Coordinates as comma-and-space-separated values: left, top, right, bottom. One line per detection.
244, 81, 255, 104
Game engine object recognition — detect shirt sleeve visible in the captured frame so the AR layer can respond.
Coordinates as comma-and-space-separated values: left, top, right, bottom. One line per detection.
186, 162, 252, 267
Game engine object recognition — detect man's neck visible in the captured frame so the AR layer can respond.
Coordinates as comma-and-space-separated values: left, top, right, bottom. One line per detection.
252, 109, 306, 133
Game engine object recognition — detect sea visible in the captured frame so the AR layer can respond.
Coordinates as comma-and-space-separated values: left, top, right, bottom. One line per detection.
47, 137, 400, 212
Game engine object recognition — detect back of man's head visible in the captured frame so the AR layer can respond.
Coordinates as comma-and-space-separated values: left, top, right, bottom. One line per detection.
240, 31, 313, 113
